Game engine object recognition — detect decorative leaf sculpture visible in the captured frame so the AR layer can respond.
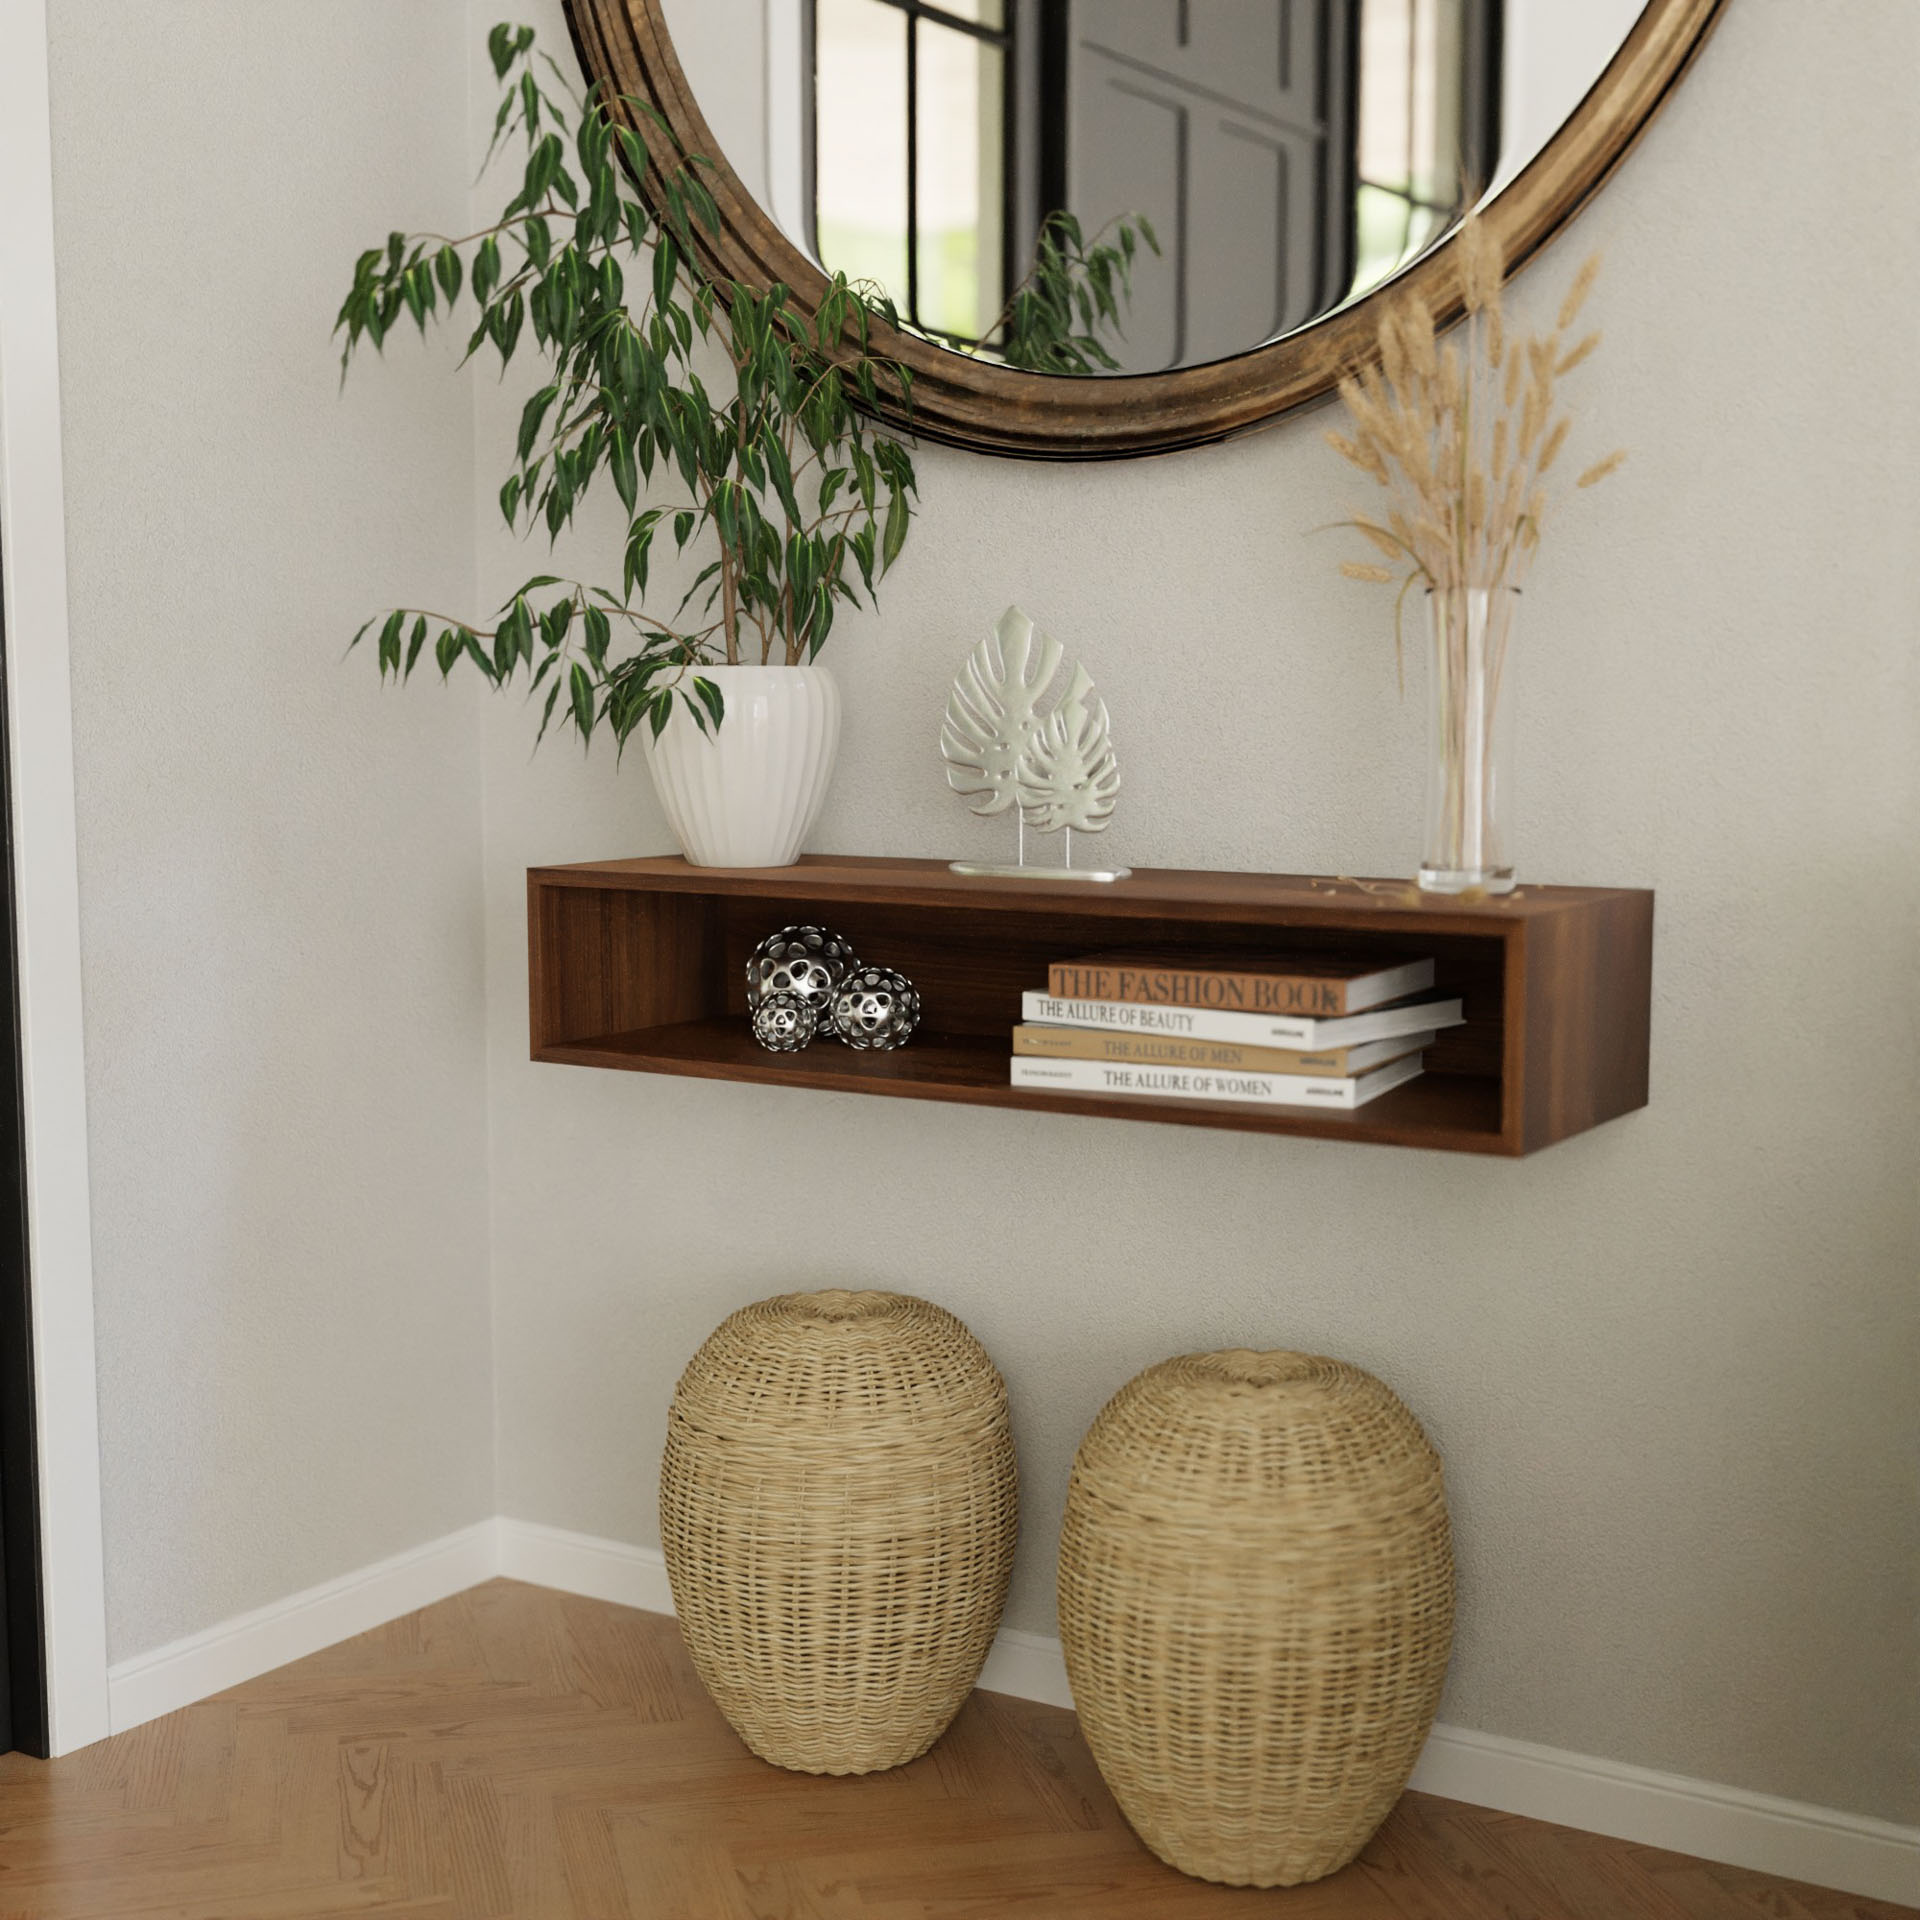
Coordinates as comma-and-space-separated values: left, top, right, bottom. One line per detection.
939, 607, 1065, 817
1017, 665, 1120, 834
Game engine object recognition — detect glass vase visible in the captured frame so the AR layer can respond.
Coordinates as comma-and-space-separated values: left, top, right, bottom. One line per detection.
1420, 586, 1519, 895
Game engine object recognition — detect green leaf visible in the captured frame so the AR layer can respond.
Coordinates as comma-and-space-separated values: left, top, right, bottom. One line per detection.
484, 87, 516, 171
673, 509, 695, 551
435, 626, 462, 676
576, 104, 609, 179
457, 629, 496, 683
624, 520, 653, 601
434, 244, 462, 303
503, 594, 536, 667
652, 234, 678, 314
376, 609, 406, 677
691, 675, 724, 732
582, 604, 612, 669
569, 661, 595, 740
516, 383, 558, 461
488, 21, 515, 78
761, 433, 800, 523
400, 267, 428, 333
404, 615, 428, 678
614, 125, 651, 189
491, 290, 524, 362
473, 234, 501, 306
609, 427, 638, 512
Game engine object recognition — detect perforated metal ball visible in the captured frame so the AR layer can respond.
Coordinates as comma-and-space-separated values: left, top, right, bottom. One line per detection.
746, 925, 857, 1035
751, 990, 818, 1053
831, 966, 921, 1051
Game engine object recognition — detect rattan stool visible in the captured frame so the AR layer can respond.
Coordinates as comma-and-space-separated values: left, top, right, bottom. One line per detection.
660, 1289, 1018, 1774
1057, 1349, 1453, 1886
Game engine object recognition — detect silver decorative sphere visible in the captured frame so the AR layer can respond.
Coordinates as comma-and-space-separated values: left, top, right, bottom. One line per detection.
751, 990, 818, 1053
831, 966, 921, 1051
746, 925, 857, 1038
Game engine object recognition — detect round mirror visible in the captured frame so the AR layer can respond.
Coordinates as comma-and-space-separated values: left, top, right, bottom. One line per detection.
567, 0, 1724, 455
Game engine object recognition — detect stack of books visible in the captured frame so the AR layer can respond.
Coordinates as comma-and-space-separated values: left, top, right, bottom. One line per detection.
1009, 951, 1464, 1112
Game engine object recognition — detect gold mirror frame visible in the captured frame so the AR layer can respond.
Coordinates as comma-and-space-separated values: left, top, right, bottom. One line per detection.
563, 0, 1725, 460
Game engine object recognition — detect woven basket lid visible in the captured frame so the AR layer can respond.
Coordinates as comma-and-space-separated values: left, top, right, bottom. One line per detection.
1071, 1349, 1443, 1535
671, 1289, 1007, 1443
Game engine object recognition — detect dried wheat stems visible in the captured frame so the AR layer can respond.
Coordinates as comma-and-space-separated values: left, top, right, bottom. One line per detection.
1328, 215, 1625, 607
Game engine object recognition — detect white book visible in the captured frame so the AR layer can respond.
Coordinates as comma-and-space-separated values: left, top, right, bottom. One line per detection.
1010, 1051, 1425, 1111
1019, 989, 1463, 1051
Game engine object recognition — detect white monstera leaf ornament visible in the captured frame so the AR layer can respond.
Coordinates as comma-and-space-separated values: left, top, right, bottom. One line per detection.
1018, 664, 1120, 835
939, 606, 1065, 816
940, 606, 1127, 882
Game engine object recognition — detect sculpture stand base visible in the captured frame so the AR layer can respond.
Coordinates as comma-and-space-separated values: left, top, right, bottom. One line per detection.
948, 862, 1132, 884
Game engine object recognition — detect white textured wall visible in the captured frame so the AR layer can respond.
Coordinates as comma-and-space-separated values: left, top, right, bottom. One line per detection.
46, 0, 494, 1662
481, 0, 1918, 1827
38, 0, 1915, 1831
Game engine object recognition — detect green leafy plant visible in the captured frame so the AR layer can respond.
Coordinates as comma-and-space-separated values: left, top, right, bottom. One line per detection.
337, 23, 918, 748
991, 210, 1160, 375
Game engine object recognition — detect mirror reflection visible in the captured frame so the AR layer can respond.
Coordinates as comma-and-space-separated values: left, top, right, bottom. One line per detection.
760, 0, 1645, 374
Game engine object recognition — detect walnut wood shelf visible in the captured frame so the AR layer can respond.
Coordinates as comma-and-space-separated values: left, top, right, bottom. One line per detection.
528, 856, 1654, 1156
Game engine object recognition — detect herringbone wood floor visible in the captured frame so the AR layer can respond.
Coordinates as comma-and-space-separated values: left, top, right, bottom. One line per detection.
0, 1580, 1903, 1920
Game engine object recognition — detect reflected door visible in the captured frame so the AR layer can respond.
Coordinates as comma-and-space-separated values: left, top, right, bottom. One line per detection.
1064, 0, 1355, 370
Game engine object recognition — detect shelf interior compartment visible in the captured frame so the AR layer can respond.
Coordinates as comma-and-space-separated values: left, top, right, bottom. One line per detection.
539, 1017, 1508, 1147
535, 883, 1508, 1073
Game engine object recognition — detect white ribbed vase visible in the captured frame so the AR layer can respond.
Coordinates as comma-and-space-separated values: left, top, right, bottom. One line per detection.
641, 665, 841, 869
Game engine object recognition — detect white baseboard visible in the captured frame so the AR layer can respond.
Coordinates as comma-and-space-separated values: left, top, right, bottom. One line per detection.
105, 1520, 498, 1736
1406, 1723, 1920, 1908
978, 1625, 1074, 1709
496, 1515, 674, 1613
103, 1519, 1920, 1908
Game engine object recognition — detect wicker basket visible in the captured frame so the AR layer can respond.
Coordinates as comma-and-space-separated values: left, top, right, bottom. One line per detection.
1057, 1349, 1453, 1887
660, 1289, 1018, 1774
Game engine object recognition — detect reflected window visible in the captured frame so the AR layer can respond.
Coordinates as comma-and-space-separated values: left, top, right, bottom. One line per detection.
810, 0, 1011, 347
1353, 0, 1501, 301
805, 1, 1499, 368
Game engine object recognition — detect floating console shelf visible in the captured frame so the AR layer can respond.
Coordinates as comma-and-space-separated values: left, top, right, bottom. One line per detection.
528, 856, 1653, 1156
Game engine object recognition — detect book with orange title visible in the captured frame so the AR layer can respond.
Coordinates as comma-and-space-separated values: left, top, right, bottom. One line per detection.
1046, 950, 1436, 1017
